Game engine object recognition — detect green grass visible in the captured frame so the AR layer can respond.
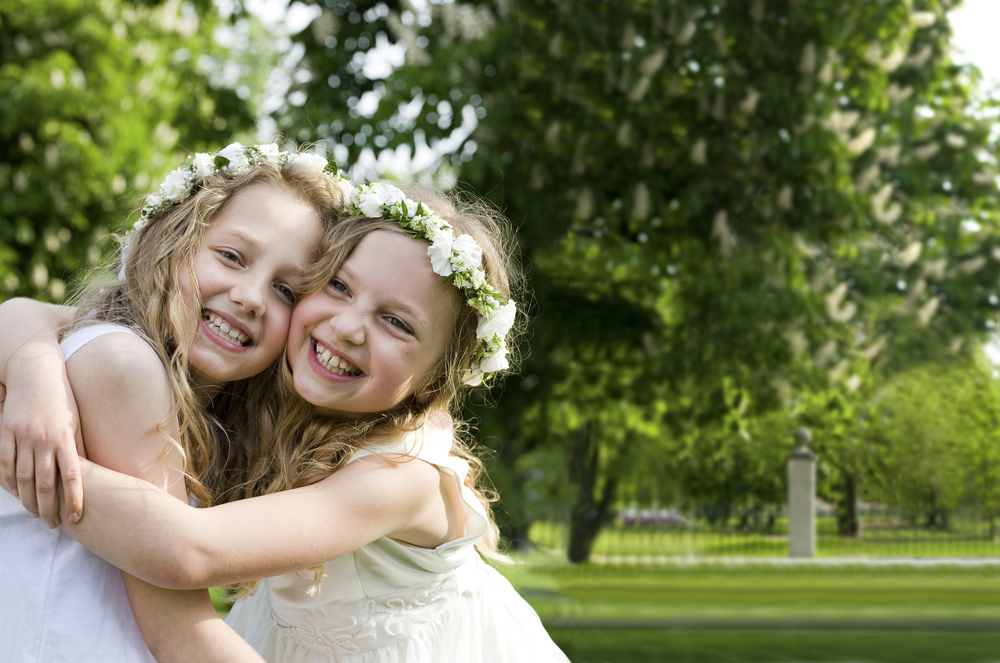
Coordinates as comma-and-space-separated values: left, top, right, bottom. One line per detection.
499, 554, 1000, 662
498, 553, 1000, 621
546, 628, 1000, 663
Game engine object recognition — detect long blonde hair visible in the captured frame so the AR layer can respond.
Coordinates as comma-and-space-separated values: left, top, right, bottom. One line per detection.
71, 159, 346, 506
232, 186, 524, 595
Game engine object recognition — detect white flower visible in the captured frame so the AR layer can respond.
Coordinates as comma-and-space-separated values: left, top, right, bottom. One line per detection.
393, 197, 419, 218
479, 345, 509, 374
464, 371, 484, 387
145, 193, 162, 210
291, 152, 328, 172
413, 213, 444, 235
192, 153, 215, 178
452, 234, 483, 270
427, 228, 456, 276
258, 143, 281, 163
470, 268, 487, 289
477, 301, 516, 340
217, 142, 245, 171
380, 185, 405, 206
160, 167, 193, 201
335, 177, 357, 207
358, 185, 387, 217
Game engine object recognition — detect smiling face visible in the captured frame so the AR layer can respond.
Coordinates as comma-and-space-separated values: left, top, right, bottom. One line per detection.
287, 229, 461, 419
183, 183, 323, 390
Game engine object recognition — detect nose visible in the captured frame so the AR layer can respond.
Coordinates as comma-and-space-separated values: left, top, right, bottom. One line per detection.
327, 310, 366, 346
230, 279, 267, 317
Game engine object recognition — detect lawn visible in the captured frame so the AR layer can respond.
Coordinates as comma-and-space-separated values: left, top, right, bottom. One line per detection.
500, 553, 1000, 662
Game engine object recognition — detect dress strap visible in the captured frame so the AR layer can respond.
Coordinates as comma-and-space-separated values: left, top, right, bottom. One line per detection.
61, 324, 139, 360
346, 424, 453, 465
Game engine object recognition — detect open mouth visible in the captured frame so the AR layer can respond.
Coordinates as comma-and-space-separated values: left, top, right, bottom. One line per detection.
203, 312, 250, 346
314, 340, 362, 376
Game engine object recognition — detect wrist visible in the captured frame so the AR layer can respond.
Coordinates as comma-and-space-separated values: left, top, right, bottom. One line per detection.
5, 341, 65, 383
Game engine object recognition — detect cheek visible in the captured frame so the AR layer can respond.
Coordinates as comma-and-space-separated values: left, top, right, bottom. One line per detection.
265, 308, 293, 347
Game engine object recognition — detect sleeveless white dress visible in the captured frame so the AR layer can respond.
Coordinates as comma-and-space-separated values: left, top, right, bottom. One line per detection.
226, 426, 570, 662
0, 325, 157, 663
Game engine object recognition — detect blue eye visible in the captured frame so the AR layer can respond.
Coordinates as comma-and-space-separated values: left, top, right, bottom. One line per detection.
330, 278, 349, 294
275, 284, 295, 302
219, 249, 240, 263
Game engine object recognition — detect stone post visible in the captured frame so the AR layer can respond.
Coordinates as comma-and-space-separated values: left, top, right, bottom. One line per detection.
788, 427, 816, 558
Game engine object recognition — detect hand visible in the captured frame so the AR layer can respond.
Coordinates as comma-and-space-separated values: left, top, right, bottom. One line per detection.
0, 344, 85, 526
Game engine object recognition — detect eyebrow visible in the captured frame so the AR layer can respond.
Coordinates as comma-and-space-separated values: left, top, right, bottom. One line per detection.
226, 228, 266, 255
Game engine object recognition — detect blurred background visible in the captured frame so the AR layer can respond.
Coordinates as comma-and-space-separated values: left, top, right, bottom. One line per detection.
6, 0, 1000, 660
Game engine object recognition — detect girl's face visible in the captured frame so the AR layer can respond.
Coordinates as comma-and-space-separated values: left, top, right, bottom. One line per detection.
184, 183, 323, 390
287, 229, 460, 418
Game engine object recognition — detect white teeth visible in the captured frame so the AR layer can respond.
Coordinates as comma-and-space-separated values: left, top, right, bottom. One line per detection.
204, 313, 249, 345
314, 342, 361, 376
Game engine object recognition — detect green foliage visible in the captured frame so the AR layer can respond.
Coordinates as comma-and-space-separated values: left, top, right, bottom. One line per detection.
867, 353, 1000, 524
0, 0, 254, 301
277, 0, 1000, 554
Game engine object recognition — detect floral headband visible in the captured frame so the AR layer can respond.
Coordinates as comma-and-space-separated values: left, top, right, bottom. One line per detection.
344, 182, 516, 386
119, 142, 349, 277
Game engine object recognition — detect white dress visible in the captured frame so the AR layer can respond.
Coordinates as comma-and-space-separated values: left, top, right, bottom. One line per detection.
0, 325, 157, 663
226, 426, 570, 663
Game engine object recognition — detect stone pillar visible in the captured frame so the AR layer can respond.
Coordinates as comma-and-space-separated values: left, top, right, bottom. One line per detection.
788, 428, 816, 558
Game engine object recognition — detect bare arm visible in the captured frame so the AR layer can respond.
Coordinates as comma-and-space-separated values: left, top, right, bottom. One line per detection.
64, 333, 264, 663
63, 450, 451, 590
0, 298, 83, 524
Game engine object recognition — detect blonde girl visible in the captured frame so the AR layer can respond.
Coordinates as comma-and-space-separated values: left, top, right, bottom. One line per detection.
4, 184, 568, 662
0, 143, 348, 663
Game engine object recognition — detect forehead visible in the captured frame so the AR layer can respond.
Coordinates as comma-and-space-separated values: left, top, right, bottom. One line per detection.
206, 184, 323, 260
344, 230, 460, 321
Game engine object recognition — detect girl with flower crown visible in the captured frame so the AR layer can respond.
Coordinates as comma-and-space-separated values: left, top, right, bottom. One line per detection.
0, 143, 350, 662
1, 183, 569, 662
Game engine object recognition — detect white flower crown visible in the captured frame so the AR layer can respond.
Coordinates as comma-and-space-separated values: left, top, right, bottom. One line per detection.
119, 142, 350, 277
344, 182, 516, 386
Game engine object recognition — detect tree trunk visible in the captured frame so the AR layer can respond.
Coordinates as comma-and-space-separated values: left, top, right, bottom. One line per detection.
567, 422, 618, 563
837, 471, 859, 536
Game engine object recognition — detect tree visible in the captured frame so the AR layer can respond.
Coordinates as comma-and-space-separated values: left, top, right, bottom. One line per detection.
277, 0, 1000, 559
0, 0, 254, 302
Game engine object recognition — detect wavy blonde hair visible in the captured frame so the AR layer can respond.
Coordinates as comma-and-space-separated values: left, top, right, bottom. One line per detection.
230, 186, 525, 596
71, 159, 346, 506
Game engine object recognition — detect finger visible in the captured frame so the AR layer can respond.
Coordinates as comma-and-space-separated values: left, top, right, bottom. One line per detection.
57, 447, 84, 524
0, 425, 16, 498
15, 449, 38, 517
33, 451, 61, 528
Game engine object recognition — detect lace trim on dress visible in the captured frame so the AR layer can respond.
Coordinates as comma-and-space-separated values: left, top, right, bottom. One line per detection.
266, 572, 458, 655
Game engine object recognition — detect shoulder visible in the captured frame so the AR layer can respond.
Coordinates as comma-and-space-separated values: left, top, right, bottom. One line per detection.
66, 331, 170, 405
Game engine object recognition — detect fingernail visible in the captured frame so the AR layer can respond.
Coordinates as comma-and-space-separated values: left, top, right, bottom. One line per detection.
28, 510, 39, 518
67, 511, 80, 524
43, 519, 57, 529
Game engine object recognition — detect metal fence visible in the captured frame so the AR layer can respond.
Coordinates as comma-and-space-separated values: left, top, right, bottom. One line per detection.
527, 503, 1000, 561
